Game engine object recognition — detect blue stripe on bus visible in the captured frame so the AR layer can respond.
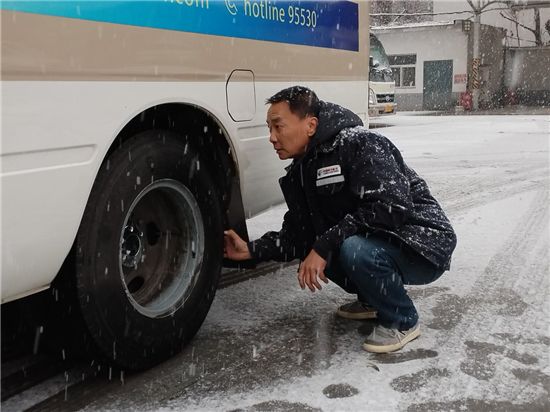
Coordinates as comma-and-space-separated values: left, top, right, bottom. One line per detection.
1, 1, 359, 52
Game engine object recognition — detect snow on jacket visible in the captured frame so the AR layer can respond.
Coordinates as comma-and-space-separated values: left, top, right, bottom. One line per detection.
248, 101, 457, 270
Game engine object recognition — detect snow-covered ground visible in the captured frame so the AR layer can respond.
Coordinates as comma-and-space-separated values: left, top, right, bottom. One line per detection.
4, 113, 548, 411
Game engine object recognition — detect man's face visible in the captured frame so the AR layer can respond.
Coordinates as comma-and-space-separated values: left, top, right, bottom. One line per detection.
266, 102, 318, 160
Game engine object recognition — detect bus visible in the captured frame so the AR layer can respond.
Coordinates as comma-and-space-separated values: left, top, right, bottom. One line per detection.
1, 0, 369, 370
368, 32, 396, 116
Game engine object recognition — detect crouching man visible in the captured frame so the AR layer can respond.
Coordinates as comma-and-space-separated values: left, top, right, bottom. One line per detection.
224, 86, 457, 353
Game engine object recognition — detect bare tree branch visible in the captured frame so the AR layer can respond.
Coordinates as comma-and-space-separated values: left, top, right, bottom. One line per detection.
500, 9, 544, 45
500, 11, 537, 34
391, 7, 404, 25
534, 7, 542, 45
479, 0, 513, 12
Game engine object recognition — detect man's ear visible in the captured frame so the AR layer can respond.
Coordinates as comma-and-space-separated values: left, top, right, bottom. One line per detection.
306, 116, 318, 137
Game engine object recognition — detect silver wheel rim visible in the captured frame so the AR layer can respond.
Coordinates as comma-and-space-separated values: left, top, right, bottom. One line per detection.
118, 179, 205, 318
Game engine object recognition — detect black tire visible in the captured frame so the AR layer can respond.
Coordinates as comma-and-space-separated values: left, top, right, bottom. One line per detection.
75, 130, 223, 370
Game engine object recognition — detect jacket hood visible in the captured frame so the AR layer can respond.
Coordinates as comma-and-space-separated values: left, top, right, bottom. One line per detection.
309, 101, 364, 150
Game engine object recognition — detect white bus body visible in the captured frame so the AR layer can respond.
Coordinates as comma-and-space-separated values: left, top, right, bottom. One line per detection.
1, 1, 370, 368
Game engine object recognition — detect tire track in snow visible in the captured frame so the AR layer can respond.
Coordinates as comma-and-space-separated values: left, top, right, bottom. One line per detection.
406, 186, 549, 409
436, 165, 548, 215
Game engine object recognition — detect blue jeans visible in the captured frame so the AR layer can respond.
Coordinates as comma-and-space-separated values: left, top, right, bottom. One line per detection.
325, 234, 444, 330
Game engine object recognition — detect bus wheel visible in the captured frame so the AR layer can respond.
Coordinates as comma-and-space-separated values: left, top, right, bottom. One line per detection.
75, 130, 223, 370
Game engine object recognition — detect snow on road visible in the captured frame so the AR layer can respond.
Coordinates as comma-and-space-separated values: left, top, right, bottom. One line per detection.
156, 114, 548, 412
13, 114, 547, 412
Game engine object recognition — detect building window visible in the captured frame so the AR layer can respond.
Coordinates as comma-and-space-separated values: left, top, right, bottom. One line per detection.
389, 54, 417, 88
391, 67, 401, 86
402, 67, 416, 87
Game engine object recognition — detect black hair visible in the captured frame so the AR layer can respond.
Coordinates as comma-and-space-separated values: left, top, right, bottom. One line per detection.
266, 86, 320, 118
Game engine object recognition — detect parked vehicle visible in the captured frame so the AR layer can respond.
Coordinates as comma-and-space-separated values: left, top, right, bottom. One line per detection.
369, 33, 397, 116
1, 0, 369, 370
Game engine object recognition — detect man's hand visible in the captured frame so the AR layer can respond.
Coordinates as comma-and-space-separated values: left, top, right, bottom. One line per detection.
298, 249, 329, 292
224, 229, 252, 261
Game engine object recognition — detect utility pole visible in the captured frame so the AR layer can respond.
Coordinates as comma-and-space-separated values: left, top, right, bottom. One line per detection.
467, 0, 516, 109
472, 7, 481, 110
467, 0, 482, 110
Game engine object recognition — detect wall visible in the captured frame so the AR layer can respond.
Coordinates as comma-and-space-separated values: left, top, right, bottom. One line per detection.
505, 46, 550, 105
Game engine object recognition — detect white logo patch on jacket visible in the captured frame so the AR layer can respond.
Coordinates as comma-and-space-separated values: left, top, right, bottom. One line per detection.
316, 165, 345, 187
317, 165, 341, 179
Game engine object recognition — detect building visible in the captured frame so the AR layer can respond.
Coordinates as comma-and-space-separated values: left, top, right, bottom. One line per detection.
372, 21, 506, 110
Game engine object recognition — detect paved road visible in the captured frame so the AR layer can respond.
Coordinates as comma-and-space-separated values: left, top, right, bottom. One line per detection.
4, 113, 549, 412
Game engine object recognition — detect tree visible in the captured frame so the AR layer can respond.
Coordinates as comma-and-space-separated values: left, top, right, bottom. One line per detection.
500, 4, 545, 46
371, 0, 394, 26
464, 1, 527, 109
370, 0, 433, 26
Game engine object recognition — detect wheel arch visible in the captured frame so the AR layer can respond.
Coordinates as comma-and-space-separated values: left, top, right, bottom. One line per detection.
50, 101, 249, 295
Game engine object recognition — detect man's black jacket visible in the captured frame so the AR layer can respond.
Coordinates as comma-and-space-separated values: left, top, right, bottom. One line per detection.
248, 102, 457, 270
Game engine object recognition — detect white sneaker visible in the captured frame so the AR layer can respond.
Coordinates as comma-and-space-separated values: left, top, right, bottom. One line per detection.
362, 323, 420, 353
